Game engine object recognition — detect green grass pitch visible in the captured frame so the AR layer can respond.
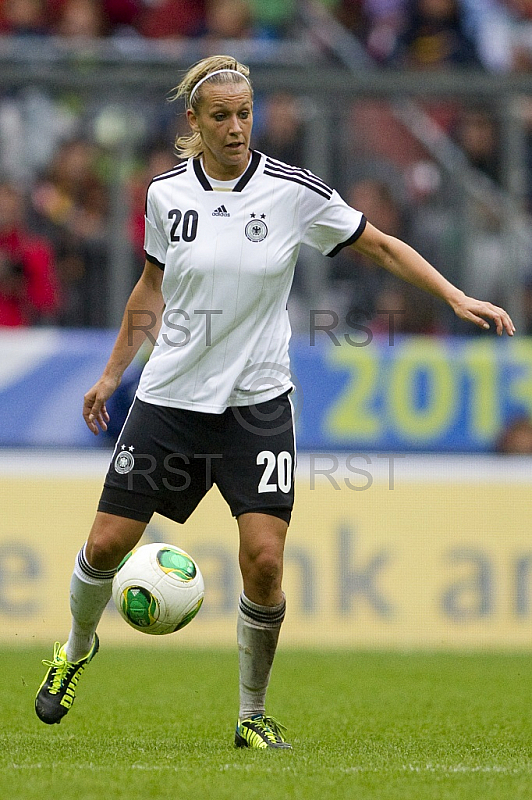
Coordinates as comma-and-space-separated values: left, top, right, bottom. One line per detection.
2, 647, 531, 799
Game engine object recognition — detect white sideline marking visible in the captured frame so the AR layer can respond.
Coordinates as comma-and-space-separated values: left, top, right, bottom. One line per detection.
6, 763, 531, 775
1, 450, 532, 483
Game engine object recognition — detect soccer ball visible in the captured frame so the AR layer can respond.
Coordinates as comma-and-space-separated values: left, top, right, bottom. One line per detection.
112, 542, 204, 635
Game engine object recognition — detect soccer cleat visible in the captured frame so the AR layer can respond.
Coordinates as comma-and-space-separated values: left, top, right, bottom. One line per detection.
35, 635, 99, 725
235, 714, 292, 749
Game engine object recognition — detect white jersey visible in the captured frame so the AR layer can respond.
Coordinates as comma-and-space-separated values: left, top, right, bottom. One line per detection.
138, 150, 365, 413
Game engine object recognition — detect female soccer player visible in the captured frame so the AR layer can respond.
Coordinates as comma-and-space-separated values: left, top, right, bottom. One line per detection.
35, 55, 515, 748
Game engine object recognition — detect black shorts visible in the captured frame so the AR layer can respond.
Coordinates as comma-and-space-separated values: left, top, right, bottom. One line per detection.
98, 393, 295, 525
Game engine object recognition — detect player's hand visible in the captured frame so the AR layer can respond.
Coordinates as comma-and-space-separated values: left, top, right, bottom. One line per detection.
450, 293, 516, 336
83, 375, 121, 435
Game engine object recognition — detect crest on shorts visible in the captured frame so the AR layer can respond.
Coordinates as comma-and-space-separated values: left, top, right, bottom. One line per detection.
114, 444, 135, 475
245, 213, 268, 243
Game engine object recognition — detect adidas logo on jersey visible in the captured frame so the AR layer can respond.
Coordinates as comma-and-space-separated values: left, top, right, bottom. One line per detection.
212, 204, 230, 217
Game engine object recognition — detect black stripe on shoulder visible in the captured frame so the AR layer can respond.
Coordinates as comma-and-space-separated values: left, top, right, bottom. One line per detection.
265, 157, 333, 197
264, 169, 332, 200
326, 216, 367, 258
145, 164, 187, 212
150, 163, 187, 183
265, 156, 332, 190
145, 251, 165, 270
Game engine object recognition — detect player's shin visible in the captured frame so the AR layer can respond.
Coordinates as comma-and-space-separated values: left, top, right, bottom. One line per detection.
237, 592, 286, 719
66, 544, 117, 662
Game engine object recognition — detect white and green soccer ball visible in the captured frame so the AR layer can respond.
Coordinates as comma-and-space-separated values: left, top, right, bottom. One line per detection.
112, 543, 204, 635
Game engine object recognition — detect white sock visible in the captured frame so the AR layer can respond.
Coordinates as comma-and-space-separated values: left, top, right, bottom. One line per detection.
237, 592, 286, 720
65, 544, 116, 662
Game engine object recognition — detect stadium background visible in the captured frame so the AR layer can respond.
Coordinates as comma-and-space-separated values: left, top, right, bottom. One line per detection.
1, 0, 532, 651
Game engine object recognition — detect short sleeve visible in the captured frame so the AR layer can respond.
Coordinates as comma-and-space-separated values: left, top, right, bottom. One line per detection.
144, 184, 168, 268
302, 189, 366, 257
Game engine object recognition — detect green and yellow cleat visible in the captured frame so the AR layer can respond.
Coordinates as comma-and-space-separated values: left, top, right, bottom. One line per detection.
235, 714, 292, 749
35, 635, 99, 725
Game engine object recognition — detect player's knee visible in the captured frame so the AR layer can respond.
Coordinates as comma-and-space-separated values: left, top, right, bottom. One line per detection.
246, 549, 282, 591
86, 529, 129, 571
86, 512, 145, 571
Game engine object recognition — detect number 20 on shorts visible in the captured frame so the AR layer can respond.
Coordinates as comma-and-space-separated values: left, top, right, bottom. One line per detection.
257, 451, 293, 494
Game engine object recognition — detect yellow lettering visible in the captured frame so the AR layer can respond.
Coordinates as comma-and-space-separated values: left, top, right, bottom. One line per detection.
325, 346, 381, 440
389, 339, 455, 440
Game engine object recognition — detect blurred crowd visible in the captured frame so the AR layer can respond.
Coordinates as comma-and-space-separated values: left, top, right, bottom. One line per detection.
0, 0, 300, 41
1, 0, 532, 333
335, 0, 532, 72
0, 0, 532, 71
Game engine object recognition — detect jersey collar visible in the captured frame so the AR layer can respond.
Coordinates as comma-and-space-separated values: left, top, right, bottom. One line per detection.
192, 150, 261, 193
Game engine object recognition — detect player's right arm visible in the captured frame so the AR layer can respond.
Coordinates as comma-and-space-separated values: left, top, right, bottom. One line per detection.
83, 260, 165, 435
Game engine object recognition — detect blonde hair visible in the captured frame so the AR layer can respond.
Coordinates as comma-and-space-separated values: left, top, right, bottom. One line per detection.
169, 55, 252, 159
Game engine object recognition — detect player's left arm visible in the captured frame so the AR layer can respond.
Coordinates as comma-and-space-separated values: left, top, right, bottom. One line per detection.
352, 222, 515, 336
